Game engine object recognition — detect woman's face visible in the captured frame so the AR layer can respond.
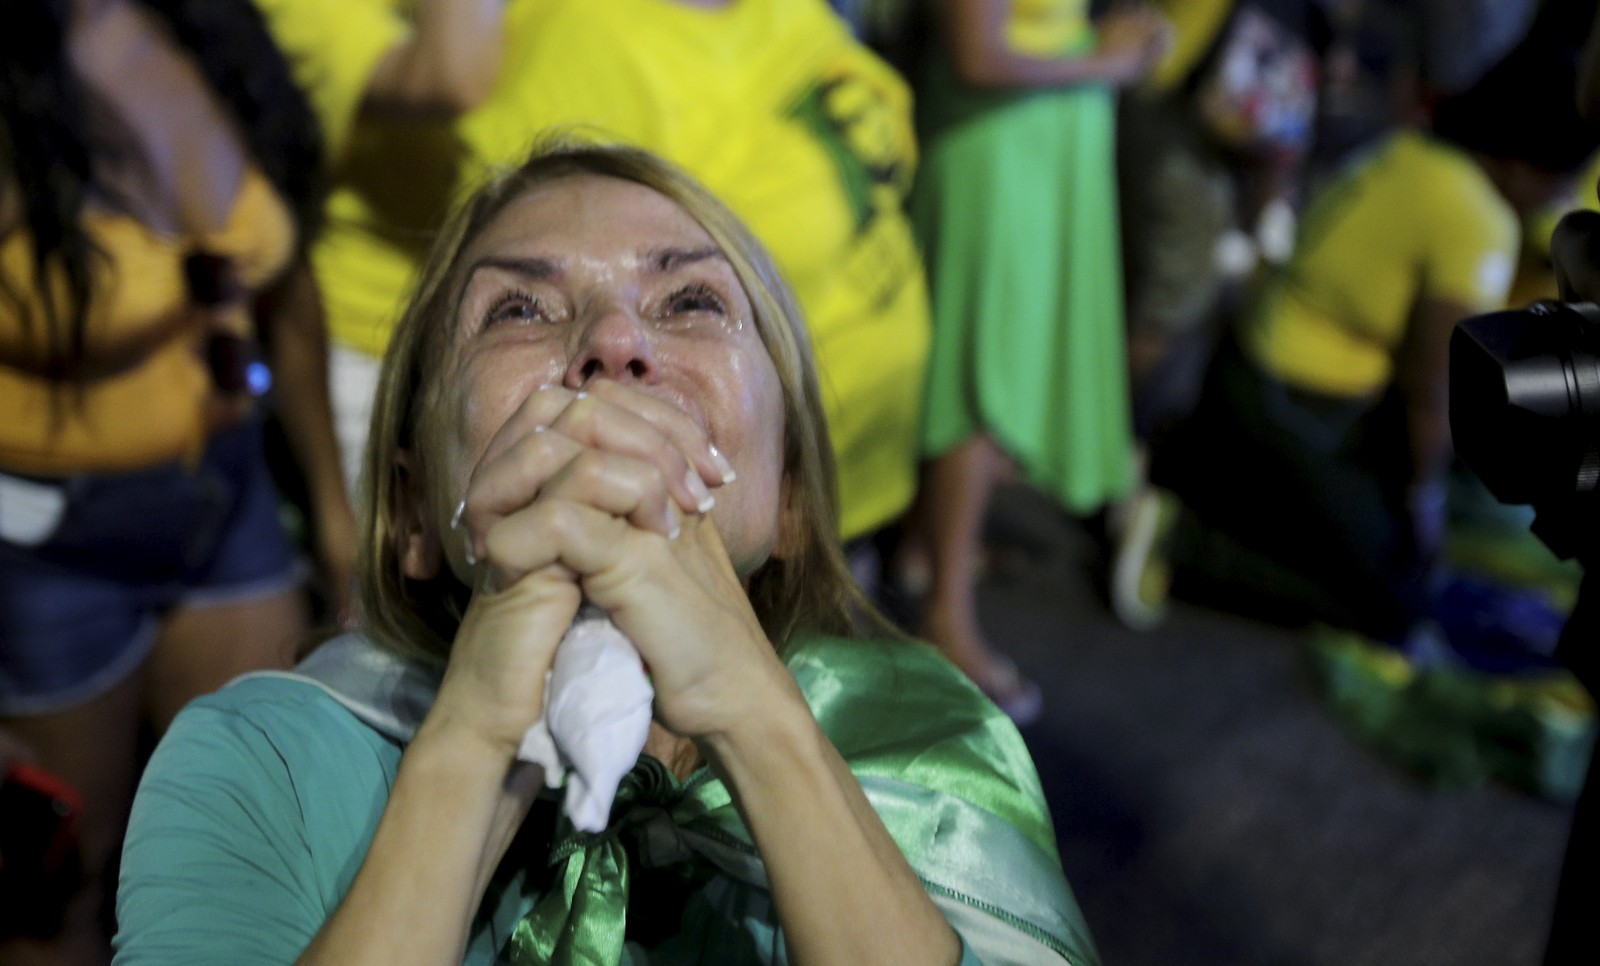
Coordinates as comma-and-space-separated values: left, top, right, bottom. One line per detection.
425, 174, 788, 577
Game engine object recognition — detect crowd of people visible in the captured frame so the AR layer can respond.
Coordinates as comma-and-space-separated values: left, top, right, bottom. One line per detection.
3, 0, 1599, 963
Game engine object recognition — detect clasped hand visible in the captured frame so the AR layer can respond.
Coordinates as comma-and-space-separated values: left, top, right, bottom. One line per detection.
431, 381, 791, 760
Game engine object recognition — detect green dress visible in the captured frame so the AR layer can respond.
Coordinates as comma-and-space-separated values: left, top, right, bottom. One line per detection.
116, 633, 1099, 965
913, 38, 1135, 511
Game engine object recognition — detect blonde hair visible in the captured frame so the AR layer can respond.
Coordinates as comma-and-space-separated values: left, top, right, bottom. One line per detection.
357, 140, 888, 665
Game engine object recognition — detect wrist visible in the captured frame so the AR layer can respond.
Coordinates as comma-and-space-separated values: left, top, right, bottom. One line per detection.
696, 684, 819, 788
415, 687, 528, 764
1094, 50, 1141, 87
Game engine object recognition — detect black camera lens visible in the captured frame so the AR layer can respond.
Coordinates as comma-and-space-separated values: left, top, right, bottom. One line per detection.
1449, 301, 1600, 507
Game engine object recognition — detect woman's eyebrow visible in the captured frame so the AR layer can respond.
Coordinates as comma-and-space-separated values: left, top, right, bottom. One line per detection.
648, 246, 726, 273
465, 254, 561, 282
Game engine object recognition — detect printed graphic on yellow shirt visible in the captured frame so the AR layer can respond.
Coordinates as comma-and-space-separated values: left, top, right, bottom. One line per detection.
788, 74, 908, 229
786, 69, 917, 314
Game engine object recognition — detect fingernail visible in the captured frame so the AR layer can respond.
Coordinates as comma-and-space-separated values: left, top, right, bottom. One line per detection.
684, 468, 715, 513
708, 444, 737, 484
464, 540, 478, 567
450, 499, 467, 530
666, 505, 682, 540
575, 390, 588, 400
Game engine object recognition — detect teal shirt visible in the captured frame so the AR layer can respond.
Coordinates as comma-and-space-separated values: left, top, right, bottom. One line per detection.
114, 635, 1097, 964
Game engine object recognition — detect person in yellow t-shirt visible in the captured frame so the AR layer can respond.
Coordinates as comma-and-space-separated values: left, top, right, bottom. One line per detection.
257, 0, 929, 548
1121, 35, 1600, 642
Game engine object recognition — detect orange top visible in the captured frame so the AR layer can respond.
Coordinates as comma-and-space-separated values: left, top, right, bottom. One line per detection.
0, 168, 295, 474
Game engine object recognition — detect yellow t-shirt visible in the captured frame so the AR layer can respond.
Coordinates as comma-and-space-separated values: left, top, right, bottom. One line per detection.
248, 0, 409, 162
1005, 0, 1091, 59
263, 0, 930, 540
1245, 131, 1519, 398
0, 170, 296, 473
1144, 0, 1233, 92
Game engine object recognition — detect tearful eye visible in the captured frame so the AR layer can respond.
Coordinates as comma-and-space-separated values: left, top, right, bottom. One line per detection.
483, 291, 550, 327
662, 283, 727, 318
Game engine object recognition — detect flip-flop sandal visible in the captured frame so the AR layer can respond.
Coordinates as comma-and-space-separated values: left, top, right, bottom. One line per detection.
978, 656, 1044, 727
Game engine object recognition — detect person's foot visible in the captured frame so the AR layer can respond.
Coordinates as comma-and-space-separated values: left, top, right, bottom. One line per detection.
919, 603, 1045, 726
1111, 486, 1178, 631
974, 654, 1043, 726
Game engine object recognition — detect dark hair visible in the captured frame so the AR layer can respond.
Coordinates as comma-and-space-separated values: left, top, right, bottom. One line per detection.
0, 0, 98, 373
0, 0, 324, 378
1431, 34, 1600, 175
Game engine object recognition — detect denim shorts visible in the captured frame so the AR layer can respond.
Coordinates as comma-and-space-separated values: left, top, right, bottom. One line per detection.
0, 419, 302, 714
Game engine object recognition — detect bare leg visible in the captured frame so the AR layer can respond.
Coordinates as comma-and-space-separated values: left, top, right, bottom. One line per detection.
1127, 329, 1168, 405
915, 434, 1021, 691
0, 672, 144, 966
143, 588, 305, 733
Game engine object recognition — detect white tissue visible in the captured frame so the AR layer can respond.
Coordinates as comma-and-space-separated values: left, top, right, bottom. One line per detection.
516, 605, 654, 832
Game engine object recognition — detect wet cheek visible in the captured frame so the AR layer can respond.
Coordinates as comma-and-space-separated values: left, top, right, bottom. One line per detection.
441, 373, 515, 482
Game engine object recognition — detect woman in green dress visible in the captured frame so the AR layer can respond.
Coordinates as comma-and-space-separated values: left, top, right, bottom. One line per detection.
908, 0, 1170, 721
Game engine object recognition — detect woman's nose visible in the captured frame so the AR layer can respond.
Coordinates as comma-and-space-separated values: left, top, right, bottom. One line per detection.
564, 304, 659, 387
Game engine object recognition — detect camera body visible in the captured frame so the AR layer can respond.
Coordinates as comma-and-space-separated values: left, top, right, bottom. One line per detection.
1449, 300, 1600, 564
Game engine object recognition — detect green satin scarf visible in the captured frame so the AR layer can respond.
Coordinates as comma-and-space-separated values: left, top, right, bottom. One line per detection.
506, 635, 1099, 966
510, 756, 694, 965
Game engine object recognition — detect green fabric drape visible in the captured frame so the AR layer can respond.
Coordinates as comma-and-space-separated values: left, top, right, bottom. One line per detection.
507, 635, 1099, 965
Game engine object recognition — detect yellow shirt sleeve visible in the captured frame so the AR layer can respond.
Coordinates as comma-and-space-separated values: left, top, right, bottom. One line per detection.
1145, 0, 1233, 91
251, 0, 411, 161
1246, 133, 1517, 398
1415, 152, 1519, 312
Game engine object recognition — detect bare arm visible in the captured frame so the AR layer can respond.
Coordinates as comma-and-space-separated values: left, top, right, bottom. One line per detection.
260, 260, 357, 625
1396, 296, 1471, 560
942, 0, 1170, 90
460, 383, 960, 965
298, 382, 960, 964
701, 685, 961, 965
361, 0, 508, 118
293, 572, 564, 966
1397, 297, 1470, 488
294, 723, 545, 964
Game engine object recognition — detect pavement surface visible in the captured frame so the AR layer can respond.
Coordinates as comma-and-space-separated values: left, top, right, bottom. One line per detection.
885, 483, 1578, 966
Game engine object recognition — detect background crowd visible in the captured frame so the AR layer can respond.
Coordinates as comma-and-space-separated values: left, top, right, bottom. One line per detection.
4, 0, 1600, 963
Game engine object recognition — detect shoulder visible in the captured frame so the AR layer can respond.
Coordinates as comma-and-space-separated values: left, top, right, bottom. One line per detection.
129, 672, 403, 875
785, 634, 1054, 846
169, 672, 399, 762
133, 673, 401, 845
1405, 134, 1516, 228
785, 635, 1097, 964
117, 677, 399, 963
786, 634, 996, 732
